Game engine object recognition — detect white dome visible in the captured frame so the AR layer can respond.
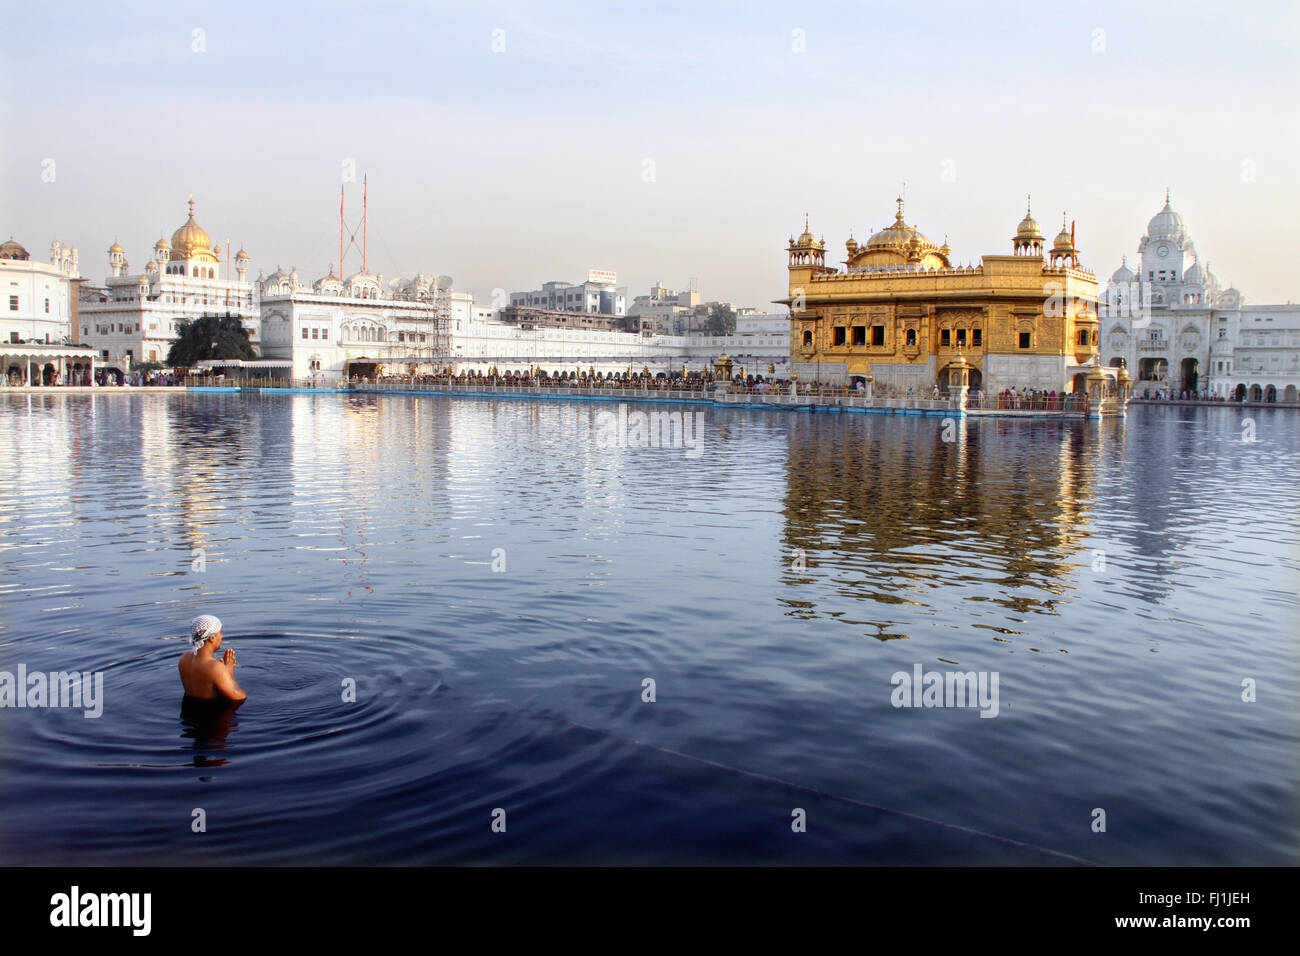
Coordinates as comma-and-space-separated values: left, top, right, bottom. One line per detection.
1184, 259, 1205, 284
1147, 198, 1187, 240
1110, 257, 1135, 284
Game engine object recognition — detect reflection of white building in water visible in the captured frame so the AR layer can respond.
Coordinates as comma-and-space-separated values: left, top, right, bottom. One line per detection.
78, 197, 259, 368
1101, 193, 1299, 401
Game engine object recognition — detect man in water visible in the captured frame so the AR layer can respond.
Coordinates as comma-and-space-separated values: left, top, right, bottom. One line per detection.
178, 614, 247, 702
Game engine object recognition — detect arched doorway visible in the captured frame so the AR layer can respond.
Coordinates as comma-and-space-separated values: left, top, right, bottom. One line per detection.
1265, 385, 1277, 403
1250, 385, 1263, 402
1285, 385, 1297, 404
1180, 357, 1199, 393
1233, 384, 1246, 401
347, 360, 378, 382
1138, 357, 1167, 381
1071, 372, 1089, 394
5, 364, 20, 386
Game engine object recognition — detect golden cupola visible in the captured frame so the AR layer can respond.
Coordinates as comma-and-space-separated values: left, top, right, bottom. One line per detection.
1012, 197, 1044, 255
1049, 214, 1080, 268
169, 196, 218, 263
793, 214, 819, 248
1052, 217, 1073, 253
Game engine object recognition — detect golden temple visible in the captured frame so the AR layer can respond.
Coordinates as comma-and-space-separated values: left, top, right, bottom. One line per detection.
782, 198, 1101, 395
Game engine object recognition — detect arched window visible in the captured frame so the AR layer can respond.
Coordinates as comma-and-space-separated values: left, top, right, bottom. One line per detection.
906, 328, 917, 347
802, 330, 812, 347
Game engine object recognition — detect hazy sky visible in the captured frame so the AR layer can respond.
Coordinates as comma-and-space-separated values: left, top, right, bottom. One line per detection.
3, 0, 1298, 308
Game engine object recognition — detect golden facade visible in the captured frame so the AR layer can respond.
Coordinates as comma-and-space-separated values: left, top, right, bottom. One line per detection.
782, 200, 1100, 394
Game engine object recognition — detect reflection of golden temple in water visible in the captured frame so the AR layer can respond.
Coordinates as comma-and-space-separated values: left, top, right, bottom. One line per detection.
779, 415, 1111, 639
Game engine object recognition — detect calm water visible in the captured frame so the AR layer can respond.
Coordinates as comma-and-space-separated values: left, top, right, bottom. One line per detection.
0, 392, 1296, 865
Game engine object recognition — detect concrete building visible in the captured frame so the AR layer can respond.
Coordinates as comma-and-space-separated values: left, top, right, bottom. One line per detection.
509, 270, 626, 317
627, 281, 702, 334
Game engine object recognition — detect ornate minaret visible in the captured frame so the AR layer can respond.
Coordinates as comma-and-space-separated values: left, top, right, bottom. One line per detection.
787, 213, 826, 277
1013, 197, 1044, 256
108, 239, 125, 277
1049, 215, 1079, 268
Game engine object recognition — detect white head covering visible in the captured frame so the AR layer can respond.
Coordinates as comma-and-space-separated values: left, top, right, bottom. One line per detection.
190, 614, 222, 655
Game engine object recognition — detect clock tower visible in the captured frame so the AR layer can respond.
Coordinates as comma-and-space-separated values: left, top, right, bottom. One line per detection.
1137, 188, 1195, 286
1101, 190, 1238, 399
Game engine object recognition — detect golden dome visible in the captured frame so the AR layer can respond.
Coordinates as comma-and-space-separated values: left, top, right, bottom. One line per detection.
108, 240, 124, 254
853, 198, 950, 269
154, 235, 170, 249
865, 211, 919, 249
1017, 204, 1042, 239
169, 196, 218, 263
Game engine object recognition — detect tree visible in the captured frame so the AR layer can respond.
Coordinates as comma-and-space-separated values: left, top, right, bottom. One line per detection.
166, 313, 256, 369
705, 303, 736, 336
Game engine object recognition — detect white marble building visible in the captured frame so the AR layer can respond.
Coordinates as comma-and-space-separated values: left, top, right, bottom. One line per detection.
78, 197, 259, 367
2, 236, 80, 344
1, 236, 98, 385
1227, 305, 1300, 403
258, 261, 791, 382
1100, 193, 1234, 396
257, 267, 453, 382
1100, 193, 1299, 401
445, 312, 790, 376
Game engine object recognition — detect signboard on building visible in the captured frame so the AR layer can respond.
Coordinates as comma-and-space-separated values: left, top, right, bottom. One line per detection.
587, 270, 617, 285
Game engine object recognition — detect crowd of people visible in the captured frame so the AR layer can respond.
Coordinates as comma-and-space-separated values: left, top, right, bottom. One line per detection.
364, 370, 901, 398
3, 368, 185, 387
1134, 389, 1229, 402
971, 388, 1093, 411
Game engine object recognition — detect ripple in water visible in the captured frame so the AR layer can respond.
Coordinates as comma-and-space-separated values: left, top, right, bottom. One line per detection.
0, 393, 1296, 864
